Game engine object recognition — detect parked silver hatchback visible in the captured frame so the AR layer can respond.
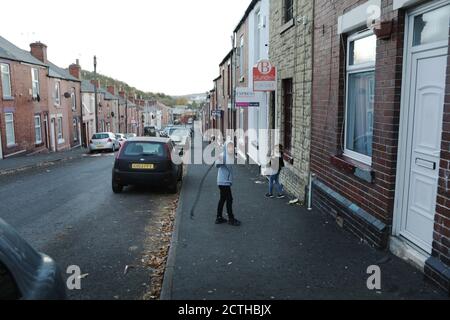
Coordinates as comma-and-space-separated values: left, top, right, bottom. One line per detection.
89, 132, 119, 153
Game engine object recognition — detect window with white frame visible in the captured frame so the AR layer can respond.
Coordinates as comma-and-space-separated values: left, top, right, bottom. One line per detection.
34, 115, 42, 144
57, 117, 63, 142
1, 63, 12, 98
71, 88, 76, 111
5, 113, 15, 146
54, 82, 61, 105
73, 119, 78, 142
239, 36, 244, 78
31, 68, 40, 98
344, 30, 376, 165
255, 10, 262, 62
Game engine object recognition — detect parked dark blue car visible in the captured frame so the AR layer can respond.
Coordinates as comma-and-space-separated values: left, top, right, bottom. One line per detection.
0, 218, 66, 300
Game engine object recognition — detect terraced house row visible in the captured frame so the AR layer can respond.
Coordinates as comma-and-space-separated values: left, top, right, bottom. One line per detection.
0, 36, 172, 158
203, 0, 450, 293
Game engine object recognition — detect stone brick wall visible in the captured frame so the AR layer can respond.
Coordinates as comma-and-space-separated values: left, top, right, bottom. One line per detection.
269, 0, 314, 200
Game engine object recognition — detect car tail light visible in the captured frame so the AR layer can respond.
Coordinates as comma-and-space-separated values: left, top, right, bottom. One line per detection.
165, 144, 172, 161
108, 138, 112, 143
116, 142, 125, 160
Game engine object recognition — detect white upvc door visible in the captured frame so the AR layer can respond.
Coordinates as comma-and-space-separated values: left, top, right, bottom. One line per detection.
395, 1, 450, 254
0, 126, 3, 159
50, 117, 56, 152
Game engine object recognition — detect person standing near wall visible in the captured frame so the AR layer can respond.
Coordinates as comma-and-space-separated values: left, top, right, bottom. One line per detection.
216, 141, 241, 226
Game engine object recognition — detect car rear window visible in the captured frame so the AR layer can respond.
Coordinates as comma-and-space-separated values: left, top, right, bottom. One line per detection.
92, 134, 109, 140
123, 142, 165, 157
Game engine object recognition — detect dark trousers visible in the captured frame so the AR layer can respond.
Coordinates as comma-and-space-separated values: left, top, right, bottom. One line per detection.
217, 186, 234, 219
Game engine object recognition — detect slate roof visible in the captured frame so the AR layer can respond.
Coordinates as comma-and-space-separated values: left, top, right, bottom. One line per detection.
81, 80, 96, 93
48, 60, 79, 82
0, 36, 47, 67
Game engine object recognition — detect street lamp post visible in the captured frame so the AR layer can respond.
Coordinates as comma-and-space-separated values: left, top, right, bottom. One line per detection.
94, 56, 99, 133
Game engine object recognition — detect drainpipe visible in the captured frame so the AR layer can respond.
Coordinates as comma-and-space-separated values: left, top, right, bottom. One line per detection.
307, 172, 315, 211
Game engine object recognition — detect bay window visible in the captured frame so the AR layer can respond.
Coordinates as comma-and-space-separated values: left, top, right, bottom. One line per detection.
344, 30, 376, 165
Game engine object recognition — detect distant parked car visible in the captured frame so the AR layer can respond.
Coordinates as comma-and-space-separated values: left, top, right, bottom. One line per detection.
0, 218, 66, 300
169, 127, 191, 150
144, 126, 159, 137
125, 133, 137, 139
115, 133, 127, 147
89, 132, 119, 153
112, 137, 183, 194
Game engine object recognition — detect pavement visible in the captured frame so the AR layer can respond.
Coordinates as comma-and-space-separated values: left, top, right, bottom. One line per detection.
162, 155, 450, 300
0, 153, 177, 300
0, 147, 88, 175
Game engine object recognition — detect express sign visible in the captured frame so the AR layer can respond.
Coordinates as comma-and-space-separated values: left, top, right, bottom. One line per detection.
253, 60, 276, 92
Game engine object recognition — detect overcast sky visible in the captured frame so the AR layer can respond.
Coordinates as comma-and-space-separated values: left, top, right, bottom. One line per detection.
0, 0, 251, 96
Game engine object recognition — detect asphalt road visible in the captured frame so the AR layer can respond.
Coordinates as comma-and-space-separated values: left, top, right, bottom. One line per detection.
0, 152, 177, 300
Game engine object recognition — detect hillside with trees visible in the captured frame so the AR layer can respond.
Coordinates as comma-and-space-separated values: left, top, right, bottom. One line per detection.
80, 70, 177, 107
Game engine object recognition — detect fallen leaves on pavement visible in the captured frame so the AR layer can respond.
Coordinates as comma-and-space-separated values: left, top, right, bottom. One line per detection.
143, 197, 178, 300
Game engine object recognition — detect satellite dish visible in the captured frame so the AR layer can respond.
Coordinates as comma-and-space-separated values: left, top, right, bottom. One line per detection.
64, 92, 71, 99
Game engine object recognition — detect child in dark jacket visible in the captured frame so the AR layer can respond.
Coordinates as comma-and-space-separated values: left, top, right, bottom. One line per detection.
266, 145, 285, 199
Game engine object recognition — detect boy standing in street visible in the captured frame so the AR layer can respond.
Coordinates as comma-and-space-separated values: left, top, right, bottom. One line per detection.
216, 141, 241, 226
266, 144, 286, 199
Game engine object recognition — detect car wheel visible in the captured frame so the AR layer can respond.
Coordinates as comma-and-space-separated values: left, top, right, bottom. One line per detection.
112, 182, 123, 194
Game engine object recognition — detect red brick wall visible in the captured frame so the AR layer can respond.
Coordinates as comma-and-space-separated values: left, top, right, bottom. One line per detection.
433, 26, 450, 268
0, 59, 49, 156
311, 0, 405, 226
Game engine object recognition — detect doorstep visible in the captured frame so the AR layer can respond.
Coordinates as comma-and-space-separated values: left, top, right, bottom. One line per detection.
389, 236, 429, 273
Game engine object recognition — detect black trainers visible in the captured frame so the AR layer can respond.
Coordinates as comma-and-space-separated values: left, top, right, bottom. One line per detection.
215, 217, 228, 224
228, 219, 241, 227
277, 194, 286, 199
265, 193, 275, 198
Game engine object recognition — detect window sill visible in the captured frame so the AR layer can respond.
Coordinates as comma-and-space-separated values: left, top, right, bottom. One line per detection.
280, 19, 294, 35
7, 144, 18, 149
58, 139, 65, 145
2, 96, 14, 101
330, 154, 375, 184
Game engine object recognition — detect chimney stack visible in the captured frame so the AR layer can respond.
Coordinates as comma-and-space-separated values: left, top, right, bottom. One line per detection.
30, 42, 48, 63
69, 59, 81, 79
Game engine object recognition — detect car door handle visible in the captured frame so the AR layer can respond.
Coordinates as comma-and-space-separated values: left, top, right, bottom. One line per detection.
416, 158, 437, 170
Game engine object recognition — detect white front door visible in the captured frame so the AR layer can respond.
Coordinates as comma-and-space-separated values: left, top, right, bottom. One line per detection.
0, 126, 3, 159
50, 118, 56, 152
396, 1, 450, 254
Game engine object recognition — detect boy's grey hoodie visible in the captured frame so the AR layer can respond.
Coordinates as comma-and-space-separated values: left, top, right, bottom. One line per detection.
216, 142, 233, 187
